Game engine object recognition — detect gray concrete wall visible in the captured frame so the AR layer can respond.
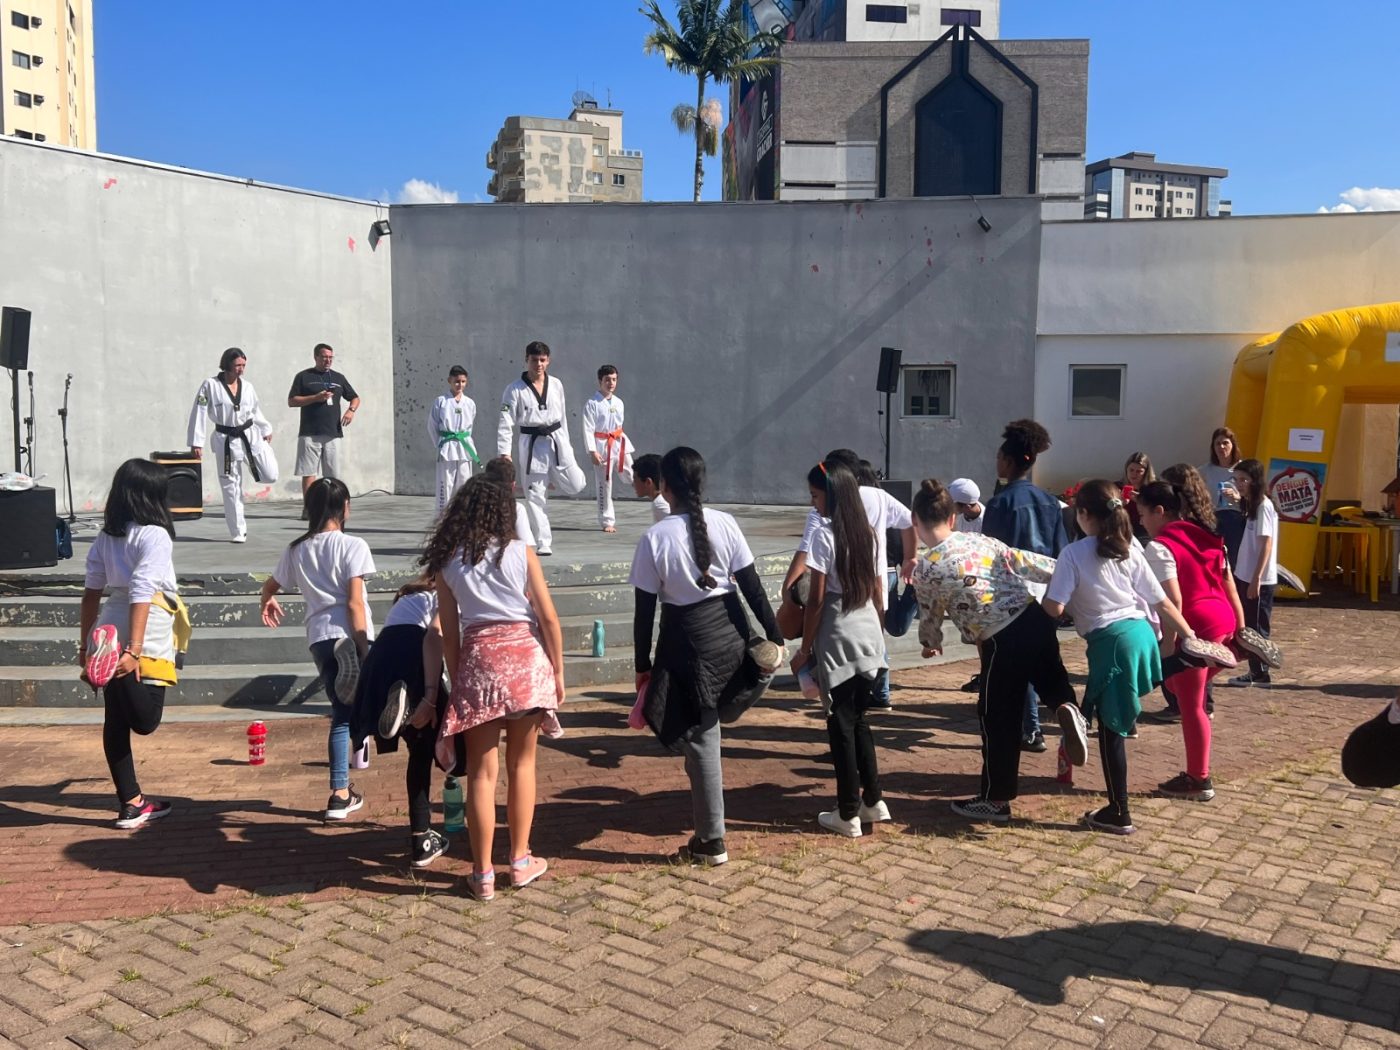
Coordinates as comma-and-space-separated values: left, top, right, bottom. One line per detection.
389, 195, 1043, 505
0, 140, 395, 511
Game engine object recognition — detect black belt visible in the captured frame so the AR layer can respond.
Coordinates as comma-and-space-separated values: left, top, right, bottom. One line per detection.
214, 421, 266, 482
521, 421, 561, 470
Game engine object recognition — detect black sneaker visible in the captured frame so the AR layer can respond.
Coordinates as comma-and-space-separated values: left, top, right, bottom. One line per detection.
867, 696, 893, 711
324, 787, 364, 821
950, 797, 1011, 823
378, 680, 409, 739
1020, 732, 1047, 753
680, 835, 728, 866
114, 798, 172, 830
1141, 706, 1181, 725
1084, 805, 1135, 835
960, 674, 981, 693
410, 829, 450, 869
1158, 771, 1215, 801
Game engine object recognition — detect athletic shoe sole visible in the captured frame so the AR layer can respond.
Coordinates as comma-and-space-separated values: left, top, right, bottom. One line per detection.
114, 802, 172, 830
748, 640, 784, 675
1056, 704, 1089, 767
85, 624, 121, 689
324, 792, 364, 821
1235, 627, 1282, 669
1180, 637, 1239, 669
378, 681, 408, 739
332, 637, 360, 706
1084, 810, 1136, 835
1159, 783, 1215, 802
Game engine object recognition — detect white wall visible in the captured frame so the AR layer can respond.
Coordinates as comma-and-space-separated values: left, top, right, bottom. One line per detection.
0, 140, 395, 510
844, 1, 1001, 41
1035, 211, 1400, 492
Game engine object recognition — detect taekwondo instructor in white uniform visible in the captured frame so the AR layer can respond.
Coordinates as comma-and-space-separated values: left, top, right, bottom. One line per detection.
497, 340, 586, 556
187, 347, 279, 543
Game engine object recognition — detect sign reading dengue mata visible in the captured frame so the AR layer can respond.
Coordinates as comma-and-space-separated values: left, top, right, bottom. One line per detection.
1268, 458, 1328, 525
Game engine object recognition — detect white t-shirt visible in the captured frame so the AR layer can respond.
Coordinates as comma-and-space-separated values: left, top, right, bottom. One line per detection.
629, 508, 754, 606
273, 531, 377, 645
514, 502, 533, 546
383, 589, 438, 630
1234, 500, 1279, 586
805, 518, 880, 600
798, 486, 911, 610
956, 507, 985, 534
440, 540, 534, 628
651, 494, 670, 523
1142, 539, 1177, 583
84, 525, 177, 603
1046, 536, 1165, 637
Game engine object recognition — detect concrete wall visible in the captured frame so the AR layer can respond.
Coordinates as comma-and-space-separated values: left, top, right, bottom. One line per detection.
389, 195, 1044, 504
1034, 211, 1400, 493
0, 140, 395, 510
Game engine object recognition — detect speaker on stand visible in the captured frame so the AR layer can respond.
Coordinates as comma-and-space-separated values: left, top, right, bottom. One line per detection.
2, 306, 32, 473
150, 450, 204, 521
875, 346, 903, 482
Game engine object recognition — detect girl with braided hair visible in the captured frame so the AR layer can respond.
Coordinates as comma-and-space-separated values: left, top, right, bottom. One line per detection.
629, 447, 784, 866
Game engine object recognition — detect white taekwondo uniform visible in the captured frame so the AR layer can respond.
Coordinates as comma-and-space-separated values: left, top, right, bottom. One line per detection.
581, 390, 634, 529
496, 372, 586, 554
187, 375, 279, 540
428, 392, 478, 512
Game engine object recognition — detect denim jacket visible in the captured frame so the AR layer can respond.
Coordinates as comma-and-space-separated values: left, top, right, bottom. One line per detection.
982, 478, 1068, 557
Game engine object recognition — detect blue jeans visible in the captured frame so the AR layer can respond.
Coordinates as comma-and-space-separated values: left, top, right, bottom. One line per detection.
311, 639, 353, 791
1022, 685, 1041, 738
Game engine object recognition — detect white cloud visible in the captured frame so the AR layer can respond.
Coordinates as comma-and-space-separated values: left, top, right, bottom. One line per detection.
1317, 186, 1400, 213
397, 179, 459, 205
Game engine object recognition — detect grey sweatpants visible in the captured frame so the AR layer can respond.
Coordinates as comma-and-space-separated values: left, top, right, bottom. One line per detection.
678, 707, 724, 842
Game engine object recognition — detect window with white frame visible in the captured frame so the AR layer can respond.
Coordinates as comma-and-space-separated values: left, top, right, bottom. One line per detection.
901, 366, 955, 418
1069, 365, 1125, 418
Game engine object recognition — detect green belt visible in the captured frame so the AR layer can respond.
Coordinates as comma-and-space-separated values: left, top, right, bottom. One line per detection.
438, 429, 480, 463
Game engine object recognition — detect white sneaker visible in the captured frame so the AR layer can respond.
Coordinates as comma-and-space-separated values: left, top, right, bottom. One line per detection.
231, 532, 247, 544
858, 799, 891, 824
818, 810, 862, 837
536, 547, 552, 557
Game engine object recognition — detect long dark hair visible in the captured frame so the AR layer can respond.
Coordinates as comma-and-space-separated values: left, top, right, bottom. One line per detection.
1075, 479, 1132, 561
999, 419, 1052, 479
421, 476, 515, 572
807, 459, 878, 613
1210, 426, 1240, 468
292, 477, 350, 548
393, 571, 436, 604
1159, 463, 1217, 531
218, 347, 245, 374
661, 446, 717, 590
1234, 458, 1269, 520
102, 458, 174, 538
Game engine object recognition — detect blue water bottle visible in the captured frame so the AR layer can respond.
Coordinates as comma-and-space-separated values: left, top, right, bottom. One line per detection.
591, 619, 606, 657
442, 776, 466, 833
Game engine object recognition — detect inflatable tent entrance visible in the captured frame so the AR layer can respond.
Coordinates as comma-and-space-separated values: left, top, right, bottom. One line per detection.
1225, 302, 1400, 598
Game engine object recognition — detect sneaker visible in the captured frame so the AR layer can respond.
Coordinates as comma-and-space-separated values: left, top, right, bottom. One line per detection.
1055, 704, 1089, 767
536, 547, 552, 557
410, 830, 450, 869
378, 680, 409, 739
1180, 637, 1239, 669
748, 640, 784, 675
332, 637, 360, 706
867, 696, 893, 711
85, 624, 122, 689
818, 810, 862, 837
1158, 771, 1215, 801
231, 532, 247, 544
951, 798, 1010, 824
324, 787, 364, 821
1084, 805, 1136, 835
114, 798, 172, 830
509, 853, 548, 888
960, 674, 982, 693
1020, 732, 1047, 753
1222, 672, 1256, 688
681, 836, 728, 866
467, 869, 496, 902
858, 799, 892, 824
1126, 722, 1139, 739
1234, 628, 1282, 670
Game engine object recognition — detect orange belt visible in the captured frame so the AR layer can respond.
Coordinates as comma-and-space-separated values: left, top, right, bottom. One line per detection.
594, 428, 626, 480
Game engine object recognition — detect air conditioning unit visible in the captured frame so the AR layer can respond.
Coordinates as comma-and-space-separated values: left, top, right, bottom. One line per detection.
35, 134, 45, 142
33, 94, 44, 104
31, 16, 42, 26
32, 55, 43, 66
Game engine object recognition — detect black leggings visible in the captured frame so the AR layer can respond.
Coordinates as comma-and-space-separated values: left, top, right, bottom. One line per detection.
1098, 722, 1130, 818
826, 676, 881, 820
102, 675, 166, 805
401, 722, 437, 836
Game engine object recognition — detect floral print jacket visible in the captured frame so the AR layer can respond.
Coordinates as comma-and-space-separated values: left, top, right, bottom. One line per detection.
912, 532, 1057, 651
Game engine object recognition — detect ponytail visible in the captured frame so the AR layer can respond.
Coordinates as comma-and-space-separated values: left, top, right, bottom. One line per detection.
808, 459, 878, 613
1158, 463, 1217, 531
293, 478, 349, 548
1074, 479, 1132, 561
661, 447, 717, 590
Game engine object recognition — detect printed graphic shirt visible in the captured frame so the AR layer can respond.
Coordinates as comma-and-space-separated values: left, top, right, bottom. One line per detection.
911, 531, 1057, 651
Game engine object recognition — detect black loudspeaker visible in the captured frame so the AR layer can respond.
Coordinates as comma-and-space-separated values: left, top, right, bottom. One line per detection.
0, 486, 58, 569
150, 451, 203, 521
0, 307, 31, 370
876, 345, 902, 394
879, 479, 912, 507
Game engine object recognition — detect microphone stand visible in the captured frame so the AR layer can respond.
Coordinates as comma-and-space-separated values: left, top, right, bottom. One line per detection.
23, 371, 35, 478
7, 366, 18, 472
58, 372, 75, 521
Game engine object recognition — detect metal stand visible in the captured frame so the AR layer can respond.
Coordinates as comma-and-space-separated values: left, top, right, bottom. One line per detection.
882, 388, 893, 480
8, 367, 20, 473
22, 371, 35, 477
58, 372, 75, 521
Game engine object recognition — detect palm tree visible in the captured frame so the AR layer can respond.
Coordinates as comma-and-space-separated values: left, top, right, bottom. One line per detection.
641, 0, 783, 201
671, 99, 721, 160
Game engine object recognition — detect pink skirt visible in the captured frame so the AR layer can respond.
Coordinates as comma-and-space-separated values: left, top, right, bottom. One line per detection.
436, 620, 563, 771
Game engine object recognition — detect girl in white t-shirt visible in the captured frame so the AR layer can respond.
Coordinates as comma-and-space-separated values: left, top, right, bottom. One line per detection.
1041, 480, 1200, 836
1225, 458, 1278, 687
260, 478, 376, 823
422, 476, 565, 902
79, 459, 181, 830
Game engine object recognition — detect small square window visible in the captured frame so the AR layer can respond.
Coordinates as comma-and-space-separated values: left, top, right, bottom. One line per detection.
1070, 365, 1125, 418
588, 171, 602, 184
11, 11, 31, 28
612, 173, 626, 186
940, 7, 982, 26
901, 366, 955, 418
592, 143, 604, 157
865, 4, 909, 23
14, 90, 32, 107
12, 51, 32, 69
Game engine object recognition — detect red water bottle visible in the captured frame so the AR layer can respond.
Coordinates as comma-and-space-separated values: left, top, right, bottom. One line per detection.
247, 721, 267, 766
1056, 740, 1073, 785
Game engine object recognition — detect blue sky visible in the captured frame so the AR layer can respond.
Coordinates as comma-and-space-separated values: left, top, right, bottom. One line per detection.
95, 1, 1399, 214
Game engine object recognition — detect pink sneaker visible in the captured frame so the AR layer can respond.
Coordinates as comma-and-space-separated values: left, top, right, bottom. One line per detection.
509, 853, 548, 889
85, 624, 121, 688
467, 869, 495, 902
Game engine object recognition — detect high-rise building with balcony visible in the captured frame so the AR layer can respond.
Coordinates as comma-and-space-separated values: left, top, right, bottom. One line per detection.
486, 98, 643, 204
1084, 152, 1231, 219
0, 0, 95, 149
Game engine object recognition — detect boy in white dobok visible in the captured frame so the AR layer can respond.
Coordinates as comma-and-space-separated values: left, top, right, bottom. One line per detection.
496, 340, 586, 556
582, 364, 634, 532
188, 347, 279, 543
428, 365, 478, 512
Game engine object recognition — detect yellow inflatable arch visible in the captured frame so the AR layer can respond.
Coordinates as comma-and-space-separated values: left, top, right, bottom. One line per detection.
1225, 301, 1400, 595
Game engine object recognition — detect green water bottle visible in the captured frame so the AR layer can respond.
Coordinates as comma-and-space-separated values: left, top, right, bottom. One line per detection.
442, 776, 466, 833
591, 619, 606, 657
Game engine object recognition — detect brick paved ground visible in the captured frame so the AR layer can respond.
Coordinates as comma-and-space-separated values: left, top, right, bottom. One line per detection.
2, 602, 1399, 1047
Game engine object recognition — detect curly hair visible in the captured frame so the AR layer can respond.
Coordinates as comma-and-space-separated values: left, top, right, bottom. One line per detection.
1159, 463, 1217, 531
999, 419, 1052, 477
420, 476, 516, 574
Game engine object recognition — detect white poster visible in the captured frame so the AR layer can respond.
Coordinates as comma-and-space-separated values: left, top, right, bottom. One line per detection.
1288, 427, 1324, 453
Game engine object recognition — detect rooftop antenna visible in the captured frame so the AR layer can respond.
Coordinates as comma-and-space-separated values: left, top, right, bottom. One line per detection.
607, 87, 612, 107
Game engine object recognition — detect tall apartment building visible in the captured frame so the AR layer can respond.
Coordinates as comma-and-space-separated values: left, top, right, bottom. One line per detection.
486, 99, 643, 204
1084, 152, 1231, 220
787, 0, 1000, 41
0, 0, 95, 149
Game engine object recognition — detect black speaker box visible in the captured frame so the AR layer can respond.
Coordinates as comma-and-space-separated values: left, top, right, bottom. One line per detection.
876, 345, 902, 394
150, 451, 203, 521
0, 307, 31, 370
0, 486, 58, 569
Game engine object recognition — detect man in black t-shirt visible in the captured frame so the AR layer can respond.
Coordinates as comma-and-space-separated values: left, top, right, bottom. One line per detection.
287, 342, 361, 502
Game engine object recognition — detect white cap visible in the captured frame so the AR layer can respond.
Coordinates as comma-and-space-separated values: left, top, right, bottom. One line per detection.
948, 478, 980, 504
